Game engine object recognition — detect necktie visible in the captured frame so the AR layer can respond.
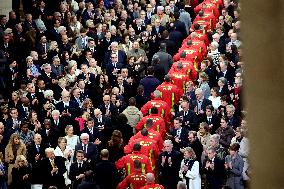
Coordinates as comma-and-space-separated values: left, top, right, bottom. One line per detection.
208, 118, 211, 124
36, 145, 40, 153
83, 145, 87, 154
51, 159, 55, 168
79, 162, 82, 169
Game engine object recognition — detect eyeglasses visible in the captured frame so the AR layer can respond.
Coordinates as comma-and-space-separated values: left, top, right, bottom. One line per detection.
111, 56, 117, 58
82, 138, 88, 140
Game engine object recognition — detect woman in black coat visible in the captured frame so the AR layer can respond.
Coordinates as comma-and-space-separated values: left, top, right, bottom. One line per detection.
11, 155, 31, 189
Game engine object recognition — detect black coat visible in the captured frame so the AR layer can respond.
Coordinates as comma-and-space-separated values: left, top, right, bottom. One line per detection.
11, 166, 31, 189
41, 156, 67, 189
75, 142, 99, 165
158, 150, 182, 189
203, 157, 225, 189
95, 160, 120, 189
69, 161, 92, 189
176, 110, 199, 131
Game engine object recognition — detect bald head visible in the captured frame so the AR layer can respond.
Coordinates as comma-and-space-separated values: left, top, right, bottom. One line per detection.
146, 173, 155, 183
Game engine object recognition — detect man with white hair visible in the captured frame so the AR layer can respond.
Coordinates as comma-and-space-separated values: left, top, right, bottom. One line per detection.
55, 90, 80, 118
158, 140, 182, 189
41, 147, 67, 189
104, 41, 127, 66
75, 133, 99, 166
151, 6, 169, 26
190, 88, 212, 116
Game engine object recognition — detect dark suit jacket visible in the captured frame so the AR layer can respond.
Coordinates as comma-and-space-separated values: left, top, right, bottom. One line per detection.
203, 157, 225, 189
105, 62, 124, 85
104, 50, 127, 66
190, 98, 213, 113
40, 128, 60, 148
176, 110, 199, 131
41, 156, 67, 189
200, 114, 220, 134
78, 181, 100, 189
81, 127, 101, 142
36, 42, 49, 55
69, 161, 92, 189
95, 160, 120, 189
169, 127, 189, 150
151, 25, 165, 36
28, 143, 48, 184
93, 116, 113, 144
217, 69, 235, 86
98, 103, 118, 118
75, 142, 99, 165
55, 101, 80, 118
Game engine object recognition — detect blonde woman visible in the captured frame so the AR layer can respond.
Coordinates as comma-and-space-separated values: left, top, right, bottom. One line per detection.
47, 41, 60, 60
179, 147, 201, 189
5, 133, 27, 185
11, 155, 31, 189
64, 125, 80, 151
54, 137, 73, 186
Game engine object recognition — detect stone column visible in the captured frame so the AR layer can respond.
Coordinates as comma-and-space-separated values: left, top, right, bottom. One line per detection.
243, 0, 284, 188
0, 0, 12, 16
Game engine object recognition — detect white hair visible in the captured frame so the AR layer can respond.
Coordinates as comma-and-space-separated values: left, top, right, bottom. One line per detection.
164, 139, 173, 147
111, 41, 118, 47
26, 56, 33, 62
51, 110, 60, 116
80, 133, 89, 139
157, 6, 164, 11
211, 41, 219, 49
57, 26, 66, 33
226, 104, 235, 112
45, 147, 55, 153
43, 90, 54, 98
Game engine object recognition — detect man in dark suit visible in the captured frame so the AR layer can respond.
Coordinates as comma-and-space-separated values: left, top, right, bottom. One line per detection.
41, 119, 59, 148
217, 60, 235, 86
176, 100, 199, 131
18, 97, 31, 119
104, 41, 127, 66
75, 133, 99, 167
203, 147, 225, 189
105, 53, 124, 85
100, 31, 113, 55
3, 59, 18, 98
26, 82, 44, 111
55, 90, 80, 118
168, 117, 189, 150
41, 147, 67, 189
98, 95, 118, 118
28, 134, 47, 186
38, 63, 57, 89
69, 150, 92, 189
58, 34, 72, 54
188, 131, 203, 164
190, 88, 212, 118
200, 105, 220, 134
81, 118, 100, 143
173, 12, 187, 38
47, 19, 61, 42
36, 35, 49, 57
132, 18, 146, 35
151, 18, 165, 36
93, 109, 113, 146
95, 149, 120, 189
